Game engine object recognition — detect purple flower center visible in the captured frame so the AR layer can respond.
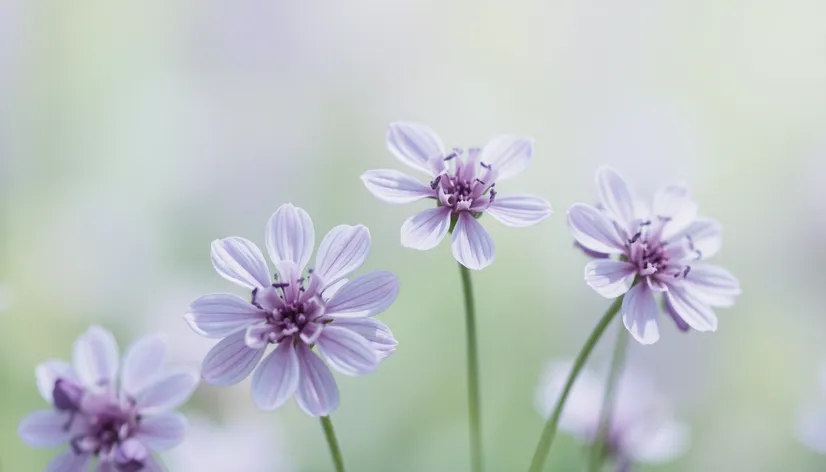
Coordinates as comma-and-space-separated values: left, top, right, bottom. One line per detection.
432, 149, 497, 215
625, 218, 697, 281
248, 269, 326, 348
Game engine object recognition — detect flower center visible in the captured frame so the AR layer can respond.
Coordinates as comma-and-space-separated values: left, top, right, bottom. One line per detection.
248, 270, 325, 347
432, 150, 497, 214
65, 391, 139, 463
627, 219, 695, 280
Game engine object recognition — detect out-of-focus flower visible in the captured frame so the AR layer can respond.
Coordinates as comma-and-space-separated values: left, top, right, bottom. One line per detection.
797, 365, 826, 454
536, 360, 689, 471
567, 166, 741, 344
18, 326, 199, 472
361, 122, 552, 270
163, 413, 294, 472
186, 203, 399, 416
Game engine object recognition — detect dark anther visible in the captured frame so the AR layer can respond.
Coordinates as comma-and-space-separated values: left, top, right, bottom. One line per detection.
480, 161, 492, 170
685, 233, 695, 250
443, 152, 457, 161
640, 220, 652, 226
657, 215, 672, 222
489, 188, 497, 204
628, 232, 642, 244
251, 287, 259, 303
308, 268, 314, 274
683, 266, 691, 278
474, 178, 486, 185
694, 249, 703, 260
297, 277, 305, 284
272, 282, 290, 289
430, 175, 442, 189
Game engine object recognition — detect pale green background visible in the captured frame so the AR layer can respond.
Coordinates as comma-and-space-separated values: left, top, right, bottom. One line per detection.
1, 1, 825, 471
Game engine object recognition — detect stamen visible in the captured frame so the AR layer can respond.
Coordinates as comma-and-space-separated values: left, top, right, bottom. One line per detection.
430, 175, 442, 189
628, 232, 642, 244
683, 266, 691, 277
489, 188, 497, 204
480, 161, 492, 170
272, 282, 290, 289
694, 250, 703, 260
474, 178, 486, 185
443, 152, 457, 162
640, 220, 652, 226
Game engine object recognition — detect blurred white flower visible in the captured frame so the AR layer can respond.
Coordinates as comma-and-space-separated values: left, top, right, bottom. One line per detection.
536, 360, 689, 469
163, 413, 294, 472
797, 364, 826, 454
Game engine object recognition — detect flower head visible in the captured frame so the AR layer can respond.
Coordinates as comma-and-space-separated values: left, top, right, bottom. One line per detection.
536, 360, 689, 470
567, 166, 741, 344
361, 122, 553, 270
18, 326, 199, 472
186, 203, 400, 416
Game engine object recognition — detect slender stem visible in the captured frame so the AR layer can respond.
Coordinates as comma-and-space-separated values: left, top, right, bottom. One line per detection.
587, 325, 630, 472
459, 263, 484, 472
527, 296, 624, 472
320, 415, 346, 472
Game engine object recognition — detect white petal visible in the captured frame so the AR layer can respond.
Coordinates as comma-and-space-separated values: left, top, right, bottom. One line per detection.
478, 135, 533, 181
679, 218, 722, 259
251, 341, 300, 411
294, 344, 340, 417
451, 212, 495, 270
264, 203, 315, 271
135, 412, 187, 451
486, 195, 553, 227
623, 418, 690, 463
210, 237, 271, 290
325, 271, 399, 318
201, 331, 266, 386
322, 278, 348, 302
136, 368, 199, 415
665, 285, 718, 332
683, 264, 741, 307
386, 122, 446, 174
798, 404, 826, 454
332, 318, 397, 359
361, 169, 435, 204
36, 361, 77, 404
621, 283, 661, 345
566, 204, 625, 255
185, 293, 267, 338
18, 410, 71, 447
121, 334, 167, 397
653, 183, 698, 239
316, 326, 380, 376
314, 225, 371, 286
45, 451, 91, 472
73, 325, 120, 391
400, 207, 451, 250
595, 166, 636, 229
535, 361, 604, 440
584, 259, 636, 298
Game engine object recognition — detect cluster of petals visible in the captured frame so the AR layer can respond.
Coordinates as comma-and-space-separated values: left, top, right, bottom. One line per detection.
362, 122, 553, 270
18, 326, 198, 472
185, 203, 399, 417
536, 360, 689, 470
567, 166, 741, 344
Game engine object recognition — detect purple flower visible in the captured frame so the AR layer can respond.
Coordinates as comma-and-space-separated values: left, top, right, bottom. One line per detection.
797, 365, 826, 454
361, 122, 553, 270
18, 326, 199, 472
185, 203, 399, 416
567, 166, 741, 344
536, 360, 689, 470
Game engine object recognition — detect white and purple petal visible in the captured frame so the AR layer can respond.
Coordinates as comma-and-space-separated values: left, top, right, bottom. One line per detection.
72, 325, 120, 391
265, 203, 315, 270
621, 283, 660, 345
35, 361, 78, 404
653, 184, 698, 240
135, 368, 199, 415
316, 326, 380, 376
332, 318, 398, 359
486, 195, 553, 227
325, 271, 399, 318
210, 237, 271, 290
45, 451, 91, 472
314, 224, 371, 286
386, 122, 446, 175
134, 413, 187, 451
595, 166, 636, 230
664, 284, 717, 332
682, 264, 740, 307
18, 410, 72, 447
361, 169, 435, 204
201, 331, 266, 386
567, 204, 626, 255
478, 135, 533, 181
251, 340, 300, 411
185, 293, 267, 338
584, 259, 636, 298
400, 207, 451, 251
294, 344, 339, 417
121, 334, 167, 398
451, 212, 495, 270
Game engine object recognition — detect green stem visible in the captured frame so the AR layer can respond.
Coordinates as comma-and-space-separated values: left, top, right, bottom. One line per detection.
587, 325, 629, 472
527, 296, 624, 472
320, 415, 346, 472
459, 263, 484, 472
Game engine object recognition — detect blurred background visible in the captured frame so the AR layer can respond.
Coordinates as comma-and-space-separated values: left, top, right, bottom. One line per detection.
2, 1, 825, 470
